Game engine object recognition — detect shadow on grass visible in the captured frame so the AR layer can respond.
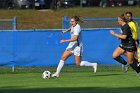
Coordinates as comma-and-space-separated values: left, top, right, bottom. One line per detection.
94, 73, 121, 76
0, 87, 140, 93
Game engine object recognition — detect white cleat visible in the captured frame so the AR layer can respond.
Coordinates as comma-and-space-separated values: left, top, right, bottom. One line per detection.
51, 73, 59, 77
122, 64, 129, 72
93, 63, 97, 73
136, 72, 140, 76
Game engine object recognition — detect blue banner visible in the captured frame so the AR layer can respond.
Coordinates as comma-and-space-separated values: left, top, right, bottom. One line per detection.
0, 29, 132, 66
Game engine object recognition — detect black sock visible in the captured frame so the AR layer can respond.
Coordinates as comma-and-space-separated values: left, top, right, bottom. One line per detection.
114, 56, 127, 65
130, 61, 140, 73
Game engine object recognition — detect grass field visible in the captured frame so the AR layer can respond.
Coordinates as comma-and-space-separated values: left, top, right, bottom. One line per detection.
0, 7, 140, 29
0, 66, 140, 93
0, 71, 140, 93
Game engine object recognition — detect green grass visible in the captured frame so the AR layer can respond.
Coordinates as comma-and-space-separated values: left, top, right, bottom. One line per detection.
0, 69, 140, 93
0, 7, 140, 29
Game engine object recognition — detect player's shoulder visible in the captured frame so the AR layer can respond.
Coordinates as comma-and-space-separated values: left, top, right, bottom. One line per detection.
128, 21, 137, 25
123, 23, 129, 28
133, 21, 138, 25
128, 21, 134, 23
75, 24, 81, 28
121, 23, 130, 30
73, 24, 81, 31
128, 21, 138, 27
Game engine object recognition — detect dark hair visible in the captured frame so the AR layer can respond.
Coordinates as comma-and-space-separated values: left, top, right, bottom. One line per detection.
119, 14, 127, 22
121, 13, 124, 17
125, 11, 133, 17
71, 16, 80, 22
71, 16, 84, 23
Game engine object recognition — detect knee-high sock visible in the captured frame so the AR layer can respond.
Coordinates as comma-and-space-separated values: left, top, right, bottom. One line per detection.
114, 56, 127, 65
56, 60, 64, 74
80, 61, 96, 66
130, 61, 140, 73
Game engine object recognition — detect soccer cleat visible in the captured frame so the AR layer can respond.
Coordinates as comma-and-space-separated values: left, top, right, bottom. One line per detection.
51, 72, 59, 77
121, 64, 129, 72
136, 72, 140, 76
93, 63, 97, 73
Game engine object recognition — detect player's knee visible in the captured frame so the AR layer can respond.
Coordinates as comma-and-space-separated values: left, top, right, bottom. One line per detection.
112, 55, 117, 59
112, 52, 120, 59
112, 53, 120, 59
123, 52, 127, 56
128, 60, 133, 64
113, 56, 121, 61
61, 56, 67, 61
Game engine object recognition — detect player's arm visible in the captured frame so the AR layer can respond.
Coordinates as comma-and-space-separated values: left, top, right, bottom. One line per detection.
60, 35, 78, 43
62, 26, 72, 33
116, 30, 123, 40
61, 26, 80, 43
110, 30, 127, 39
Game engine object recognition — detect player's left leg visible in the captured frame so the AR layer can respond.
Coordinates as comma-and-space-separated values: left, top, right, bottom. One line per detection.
127, 51, 140, 75
52, 50, 72, 77
134, 39, 139, 65
74, 56, 97, 73
122, 50, 139, 72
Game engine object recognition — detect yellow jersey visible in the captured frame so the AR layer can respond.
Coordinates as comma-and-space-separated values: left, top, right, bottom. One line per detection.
128, 21, 139, 40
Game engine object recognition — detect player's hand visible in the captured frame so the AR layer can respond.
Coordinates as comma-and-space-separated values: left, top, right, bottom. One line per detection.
62, 30, 67, 34
110, 30, 116, 36
60, 40, 67, 43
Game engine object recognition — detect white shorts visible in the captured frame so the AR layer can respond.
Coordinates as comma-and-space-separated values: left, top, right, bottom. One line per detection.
66, 42, 83, 56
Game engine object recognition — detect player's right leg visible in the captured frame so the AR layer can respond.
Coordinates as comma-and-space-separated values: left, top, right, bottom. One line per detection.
52, 50, 72, 77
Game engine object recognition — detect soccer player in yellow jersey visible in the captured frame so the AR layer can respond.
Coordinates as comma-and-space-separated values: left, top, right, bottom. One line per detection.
125, 12, 139, 49
125, 12, 139, 62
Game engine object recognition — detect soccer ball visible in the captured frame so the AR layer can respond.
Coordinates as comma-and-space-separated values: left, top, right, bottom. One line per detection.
42, 71, 51, 79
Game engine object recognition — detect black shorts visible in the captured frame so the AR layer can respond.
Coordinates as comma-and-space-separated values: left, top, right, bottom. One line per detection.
119, 44, 137, 52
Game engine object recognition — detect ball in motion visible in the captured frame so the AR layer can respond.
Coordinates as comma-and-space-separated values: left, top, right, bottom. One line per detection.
42, 71, 51, 79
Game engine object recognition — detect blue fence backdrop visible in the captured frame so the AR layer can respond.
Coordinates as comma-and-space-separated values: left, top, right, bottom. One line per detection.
0, 28, 132, 66
62, 16, 140, 29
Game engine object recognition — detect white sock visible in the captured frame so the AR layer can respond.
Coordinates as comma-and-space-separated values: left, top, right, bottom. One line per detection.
80, 61, 95, 67
56, 60, 64, 74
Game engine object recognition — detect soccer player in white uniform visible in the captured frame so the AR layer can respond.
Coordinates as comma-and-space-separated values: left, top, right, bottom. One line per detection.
52, 16, 97, 77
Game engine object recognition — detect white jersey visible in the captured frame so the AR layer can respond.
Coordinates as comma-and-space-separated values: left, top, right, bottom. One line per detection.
66, 24, 83, 56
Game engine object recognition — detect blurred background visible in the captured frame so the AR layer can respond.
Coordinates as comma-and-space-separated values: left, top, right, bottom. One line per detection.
0, 0, 139, 9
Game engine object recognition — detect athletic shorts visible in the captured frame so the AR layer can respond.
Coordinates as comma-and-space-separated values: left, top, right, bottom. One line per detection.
66, 42, 83, 56
119, 43, 137, 52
